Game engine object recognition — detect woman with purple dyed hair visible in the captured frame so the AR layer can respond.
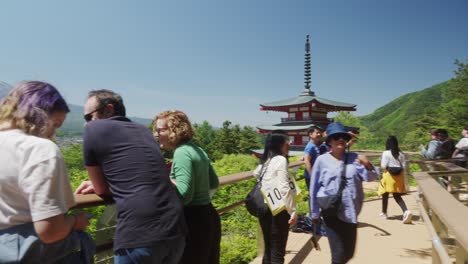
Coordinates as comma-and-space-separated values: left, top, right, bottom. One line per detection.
0, 81, 95, 263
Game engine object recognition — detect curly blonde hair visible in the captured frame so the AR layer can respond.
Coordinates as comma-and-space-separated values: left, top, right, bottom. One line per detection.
153, 110, 194, 147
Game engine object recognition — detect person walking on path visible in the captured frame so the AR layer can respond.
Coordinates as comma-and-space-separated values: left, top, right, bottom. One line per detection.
378, 136, 412, 224
310, 122, 379, 264
254, 132, 298, 264
75, 90, 186, 264
154, 110, 221, 264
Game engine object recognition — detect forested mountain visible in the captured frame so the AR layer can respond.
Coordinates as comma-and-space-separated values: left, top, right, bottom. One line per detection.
360, 60, 467, 149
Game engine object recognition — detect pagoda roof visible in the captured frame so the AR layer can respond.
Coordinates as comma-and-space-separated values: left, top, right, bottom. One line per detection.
260, 90, 356, 111
257, 122, 359, 133
257, 123, 315, 132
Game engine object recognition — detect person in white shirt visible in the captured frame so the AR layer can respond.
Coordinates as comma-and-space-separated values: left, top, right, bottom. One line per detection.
253, 132, 297, 264
0, 81, 93, 263
452, 126, 468, 158
378, 136, 412, 224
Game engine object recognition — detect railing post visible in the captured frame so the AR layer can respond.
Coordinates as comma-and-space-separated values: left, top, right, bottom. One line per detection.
455, 240, 468, 264
432, 212, 449, 240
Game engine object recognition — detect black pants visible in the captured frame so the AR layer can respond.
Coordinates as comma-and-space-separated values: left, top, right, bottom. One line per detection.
381, 192, 408, 214
258, 210, 290, 264
322, 216, 357, 264
305, 177, 311, 191
180, 203, 221, 264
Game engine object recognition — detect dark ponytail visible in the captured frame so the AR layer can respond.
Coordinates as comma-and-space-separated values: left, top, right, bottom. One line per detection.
385, 135, 401, 160
261, 133, 289, 164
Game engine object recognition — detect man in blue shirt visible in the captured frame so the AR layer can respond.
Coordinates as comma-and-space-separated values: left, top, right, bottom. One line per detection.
304, 125, 322, 190
75, 90, 187, 264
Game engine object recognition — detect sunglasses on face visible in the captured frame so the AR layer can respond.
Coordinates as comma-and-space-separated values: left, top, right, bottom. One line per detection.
84, 107, 105, 122
329, 134, 350, 141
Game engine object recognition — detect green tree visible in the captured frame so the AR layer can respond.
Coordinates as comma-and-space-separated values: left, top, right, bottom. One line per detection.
237, 126, 262, 154
193, 121, 217, 158
333, 112, 382, 150
211, 121, 240, 159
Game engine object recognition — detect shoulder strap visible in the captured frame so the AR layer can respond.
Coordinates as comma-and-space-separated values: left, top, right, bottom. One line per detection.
337, 153, 348, 195
258, 160, 270, 182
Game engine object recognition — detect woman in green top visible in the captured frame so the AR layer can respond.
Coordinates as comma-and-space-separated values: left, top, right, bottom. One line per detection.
154, 110, 221, 264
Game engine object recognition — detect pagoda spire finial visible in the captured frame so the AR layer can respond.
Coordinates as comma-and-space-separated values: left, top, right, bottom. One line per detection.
301, 34, 315, 96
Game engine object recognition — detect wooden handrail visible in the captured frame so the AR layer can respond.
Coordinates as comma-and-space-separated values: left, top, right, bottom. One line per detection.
74, 160, 306, 208
74, 150, 425, 208
411, 158, 468, 263
73, 159, 307, 254
72, 151, 468, 263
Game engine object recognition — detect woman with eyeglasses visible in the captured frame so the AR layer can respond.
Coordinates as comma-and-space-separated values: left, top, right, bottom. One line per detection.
0, 81, 94, 263
309, 122, 379, 264
153, 110, 221, 264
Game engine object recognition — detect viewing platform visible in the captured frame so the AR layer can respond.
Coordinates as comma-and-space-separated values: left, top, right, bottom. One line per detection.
74, 153, 468, 264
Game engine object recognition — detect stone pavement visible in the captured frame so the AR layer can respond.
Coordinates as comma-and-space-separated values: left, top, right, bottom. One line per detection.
251, 187, 432, 263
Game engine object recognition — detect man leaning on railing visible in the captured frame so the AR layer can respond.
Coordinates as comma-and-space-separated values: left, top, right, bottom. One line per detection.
75, 89, 187, 264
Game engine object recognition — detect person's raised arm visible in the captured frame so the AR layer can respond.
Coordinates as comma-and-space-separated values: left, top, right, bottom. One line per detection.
380, 152, 389, 170
357, 154, 379, 181
34, 212, 89, 244
81, 166, 110, 196
304, 154, 313, 175
208, 163, 219, 190
172, 149, 194, 205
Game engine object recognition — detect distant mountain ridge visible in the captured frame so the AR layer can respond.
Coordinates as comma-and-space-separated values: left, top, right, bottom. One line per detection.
60, 104, 152, 136
0, 84, 151, 135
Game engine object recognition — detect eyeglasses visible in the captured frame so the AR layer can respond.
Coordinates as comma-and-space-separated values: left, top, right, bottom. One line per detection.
156, 127, 169, 134
84, 107, 105, 122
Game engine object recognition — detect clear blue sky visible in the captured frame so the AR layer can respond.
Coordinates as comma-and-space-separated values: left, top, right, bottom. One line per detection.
1, 0, 467, 127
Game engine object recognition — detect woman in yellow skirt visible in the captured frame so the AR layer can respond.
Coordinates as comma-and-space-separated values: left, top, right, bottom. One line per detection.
378, 136, 412, 224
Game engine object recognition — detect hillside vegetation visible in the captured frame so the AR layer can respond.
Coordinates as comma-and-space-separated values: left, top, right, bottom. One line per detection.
336, 59, 467, 150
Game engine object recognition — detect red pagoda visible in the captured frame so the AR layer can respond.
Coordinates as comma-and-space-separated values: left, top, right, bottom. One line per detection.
257, 35, 357, 150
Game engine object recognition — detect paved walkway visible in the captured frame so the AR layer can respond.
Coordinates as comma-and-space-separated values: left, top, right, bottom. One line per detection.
251, 186, 432, 263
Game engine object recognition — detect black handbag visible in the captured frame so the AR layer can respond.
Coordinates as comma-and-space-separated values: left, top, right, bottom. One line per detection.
245, 164, 269, 217
316, 154, 348, 217
387, 159, 403, 176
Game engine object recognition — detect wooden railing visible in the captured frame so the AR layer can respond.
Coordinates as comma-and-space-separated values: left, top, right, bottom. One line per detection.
73, 152, 468, 263
411, 157, 468, 264
73, 160, 306, 262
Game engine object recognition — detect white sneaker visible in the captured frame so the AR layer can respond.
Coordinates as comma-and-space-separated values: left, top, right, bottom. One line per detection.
379, 212, 388, 219
403, 210, 413, 224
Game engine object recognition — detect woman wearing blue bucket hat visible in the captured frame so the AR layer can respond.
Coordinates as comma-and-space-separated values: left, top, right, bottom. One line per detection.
309, 122, 379, 264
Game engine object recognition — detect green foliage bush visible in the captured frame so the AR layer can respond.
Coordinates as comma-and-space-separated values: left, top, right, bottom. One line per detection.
212, 154, 260, 264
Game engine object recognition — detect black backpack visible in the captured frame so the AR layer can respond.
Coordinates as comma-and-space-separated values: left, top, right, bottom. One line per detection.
438, 138, 456, 159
